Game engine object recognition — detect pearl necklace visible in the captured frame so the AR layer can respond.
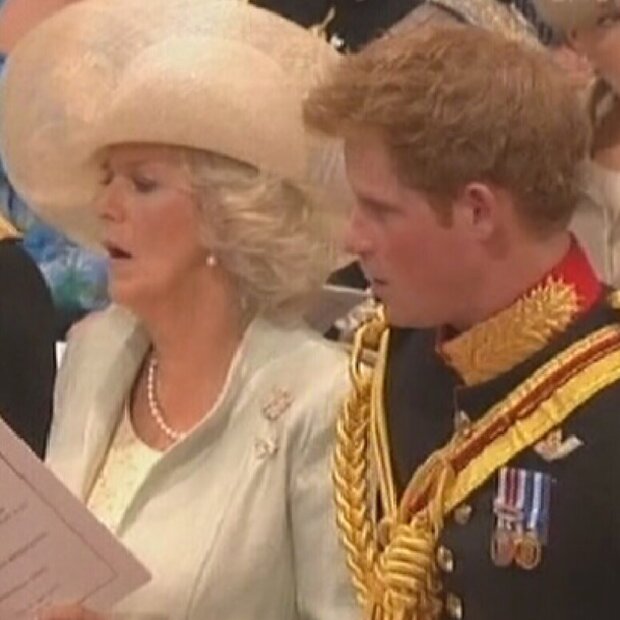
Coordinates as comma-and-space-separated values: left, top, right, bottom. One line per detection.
147, 355, 187, 443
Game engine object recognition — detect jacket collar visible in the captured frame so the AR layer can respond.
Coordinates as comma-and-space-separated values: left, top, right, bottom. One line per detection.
438, 239, 602, 386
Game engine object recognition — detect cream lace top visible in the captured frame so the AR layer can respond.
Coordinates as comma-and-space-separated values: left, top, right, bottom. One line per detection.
87, 403, 162, 532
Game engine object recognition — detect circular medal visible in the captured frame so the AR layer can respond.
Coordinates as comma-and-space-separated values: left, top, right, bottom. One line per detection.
490, 529, 515, 567
514, 532, 542, 570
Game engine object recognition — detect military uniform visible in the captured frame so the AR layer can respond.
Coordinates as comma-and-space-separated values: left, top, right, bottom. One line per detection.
333, 241, 620, 619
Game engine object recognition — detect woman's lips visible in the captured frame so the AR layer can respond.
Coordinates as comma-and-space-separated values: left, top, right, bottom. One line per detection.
104, 241, 132, 260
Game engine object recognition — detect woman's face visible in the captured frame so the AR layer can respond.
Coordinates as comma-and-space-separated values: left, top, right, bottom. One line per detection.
572, 9, 620, 92
96, 143, 207, 310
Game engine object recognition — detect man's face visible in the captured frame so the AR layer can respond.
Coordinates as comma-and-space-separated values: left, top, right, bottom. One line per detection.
343, 131, 481, 328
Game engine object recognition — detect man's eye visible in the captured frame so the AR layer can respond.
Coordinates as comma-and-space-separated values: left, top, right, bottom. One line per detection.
368, 204, 395, 220
100, 169, 113, 186
132, 176, 157, 193
361, 201, 387, 215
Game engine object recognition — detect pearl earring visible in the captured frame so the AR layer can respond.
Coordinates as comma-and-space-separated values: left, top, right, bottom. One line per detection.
205, 253, 218, 268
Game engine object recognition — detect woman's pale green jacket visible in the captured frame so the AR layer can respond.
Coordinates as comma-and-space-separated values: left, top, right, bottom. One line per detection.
47, 305, 358, 620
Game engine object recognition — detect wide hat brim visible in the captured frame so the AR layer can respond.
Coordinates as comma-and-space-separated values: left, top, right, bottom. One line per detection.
0, 0, 348, 247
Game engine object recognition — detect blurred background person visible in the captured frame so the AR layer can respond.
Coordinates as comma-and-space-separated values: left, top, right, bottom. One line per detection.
0, 0, 108, 338
0, 0, 57, 457
535, 0, 620, 287
0, 210, 55, 458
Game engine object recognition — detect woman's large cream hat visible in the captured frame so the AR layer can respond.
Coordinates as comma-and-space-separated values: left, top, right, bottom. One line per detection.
533, 0, 619, 32
0, 0, 346, 246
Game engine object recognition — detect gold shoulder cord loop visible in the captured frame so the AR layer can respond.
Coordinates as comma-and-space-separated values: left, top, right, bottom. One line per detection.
333, 309, 386, 610
334, 309, 450, 619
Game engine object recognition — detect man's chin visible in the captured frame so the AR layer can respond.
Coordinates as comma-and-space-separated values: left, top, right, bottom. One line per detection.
383, 305, 438, 330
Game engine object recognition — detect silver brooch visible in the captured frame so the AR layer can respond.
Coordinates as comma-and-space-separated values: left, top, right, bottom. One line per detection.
254, 437, 278, 459
261, 387, 294, 421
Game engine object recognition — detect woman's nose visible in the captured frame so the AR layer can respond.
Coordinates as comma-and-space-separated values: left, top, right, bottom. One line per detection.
95, 178, 126, 223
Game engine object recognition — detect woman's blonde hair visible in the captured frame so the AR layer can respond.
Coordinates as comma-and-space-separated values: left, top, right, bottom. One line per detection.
182, 148, 337, 323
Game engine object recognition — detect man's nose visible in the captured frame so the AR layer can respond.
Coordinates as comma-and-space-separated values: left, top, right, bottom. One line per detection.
342, 208, 373, 258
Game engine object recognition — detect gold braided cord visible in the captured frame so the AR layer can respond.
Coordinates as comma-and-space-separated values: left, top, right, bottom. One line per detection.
371, 328, 397, 521
333, 312, 386, 610
334, 300, 620, 620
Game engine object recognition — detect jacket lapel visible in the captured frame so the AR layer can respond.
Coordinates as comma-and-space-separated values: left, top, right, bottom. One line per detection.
48, 306, 149, 499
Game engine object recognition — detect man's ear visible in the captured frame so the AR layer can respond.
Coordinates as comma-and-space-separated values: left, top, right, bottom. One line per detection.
452, 182, 499, 241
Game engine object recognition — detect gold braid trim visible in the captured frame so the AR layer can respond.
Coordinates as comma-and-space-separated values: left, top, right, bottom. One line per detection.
443, 326, 620, 512
334, 299, 620, 620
